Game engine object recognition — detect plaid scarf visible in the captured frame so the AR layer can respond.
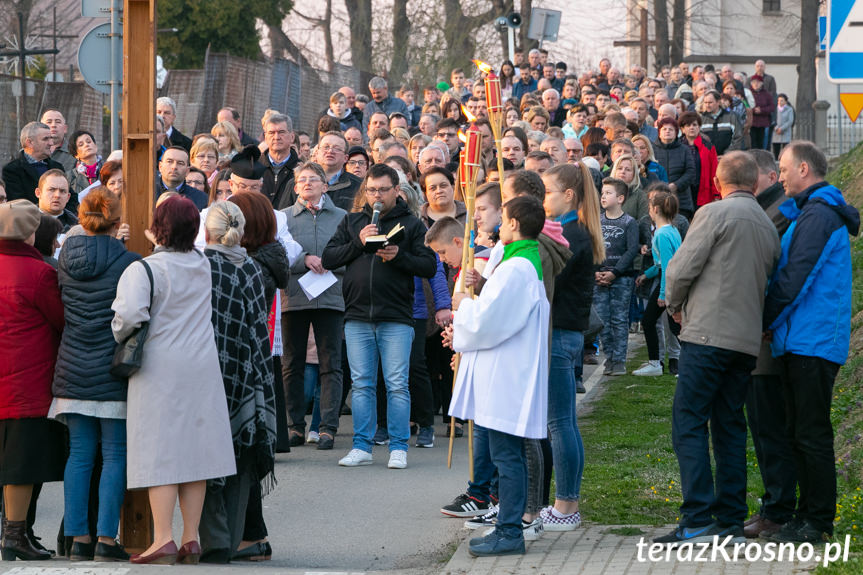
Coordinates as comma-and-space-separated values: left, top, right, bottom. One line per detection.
205, 249, 277, 492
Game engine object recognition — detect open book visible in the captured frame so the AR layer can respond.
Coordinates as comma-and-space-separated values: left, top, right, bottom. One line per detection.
366, 222, 405, 250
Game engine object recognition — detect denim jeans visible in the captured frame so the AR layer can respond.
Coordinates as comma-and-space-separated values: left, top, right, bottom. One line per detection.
466, 424, 498, 501
594, 276, 634, 364
487, 429, 527, 541
672, 342, 756, 528
344, 320, 413, 453
306, 364, 321, 433
549, 329, 585, 501
63, 414, 127, 538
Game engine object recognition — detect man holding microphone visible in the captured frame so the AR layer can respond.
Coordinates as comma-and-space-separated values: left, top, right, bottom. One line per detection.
322, 164, 437, 470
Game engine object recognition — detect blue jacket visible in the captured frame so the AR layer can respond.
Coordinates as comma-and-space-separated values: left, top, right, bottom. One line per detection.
413, 256, 451, 319
764, 182, 860, 365
53, 234, 141, 400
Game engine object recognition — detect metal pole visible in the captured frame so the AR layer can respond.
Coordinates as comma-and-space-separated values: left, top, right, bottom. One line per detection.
507, 27, 515, 63
18, 13, 27, 125
110, 0, 121, 149
52, 7, 57, 81
837, 83, 844, 156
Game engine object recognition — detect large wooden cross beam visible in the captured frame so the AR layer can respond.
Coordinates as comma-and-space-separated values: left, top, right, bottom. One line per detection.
613, 7, 655, 70
119, 0, 156, 551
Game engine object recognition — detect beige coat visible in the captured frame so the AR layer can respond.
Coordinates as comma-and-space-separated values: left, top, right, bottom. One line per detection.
665, 191, 781, 357
112, 249, 236, 489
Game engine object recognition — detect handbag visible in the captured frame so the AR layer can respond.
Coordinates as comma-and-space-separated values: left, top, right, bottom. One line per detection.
585, 304, 605, 341
110, 260, 154, 378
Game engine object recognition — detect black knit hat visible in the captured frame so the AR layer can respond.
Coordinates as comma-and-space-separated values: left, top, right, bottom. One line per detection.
230, 145, 266, 179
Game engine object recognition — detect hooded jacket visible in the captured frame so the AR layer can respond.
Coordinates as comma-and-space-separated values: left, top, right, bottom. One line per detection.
321, 198, 437, 325
764, 182, 860, 365
52, 234, 140, 401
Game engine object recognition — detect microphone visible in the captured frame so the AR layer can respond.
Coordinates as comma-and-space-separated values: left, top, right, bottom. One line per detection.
371, 201, 383, 230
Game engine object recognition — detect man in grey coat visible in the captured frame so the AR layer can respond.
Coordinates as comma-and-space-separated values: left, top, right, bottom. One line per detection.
656, 151, 781, 546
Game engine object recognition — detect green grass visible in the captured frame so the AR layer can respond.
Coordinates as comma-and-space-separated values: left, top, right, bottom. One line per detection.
576, 348, 762, 526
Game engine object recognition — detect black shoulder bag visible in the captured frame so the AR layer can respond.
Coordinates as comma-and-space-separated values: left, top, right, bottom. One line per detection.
110, 260, 154, 378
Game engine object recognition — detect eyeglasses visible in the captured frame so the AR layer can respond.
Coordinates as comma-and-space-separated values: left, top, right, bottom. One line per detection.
346, 159, 367, 167
366, 186, 393, 196
296, 176, 322, 185
319, 145, 345, 153
196, 154, 217, 161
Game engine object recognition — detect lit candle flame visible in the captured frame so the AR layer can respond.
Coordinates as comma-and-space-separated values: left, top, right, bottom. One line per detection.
473, 59, 494, 74
461, 105, 478, 123
458, 130, 467, 144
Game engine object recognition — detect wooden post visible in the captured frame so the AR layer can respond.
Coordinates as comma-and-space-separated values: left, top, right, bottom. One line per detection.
119, 0, 156, 551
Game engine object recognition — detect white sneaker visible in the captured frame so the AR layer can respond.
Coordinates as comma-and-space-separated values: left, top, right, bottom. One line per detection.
388, 449, 408, 469
338, 448, 373, 467
633, 361, 663, 376
522, 517, 544, 541
307, 431, 320, 444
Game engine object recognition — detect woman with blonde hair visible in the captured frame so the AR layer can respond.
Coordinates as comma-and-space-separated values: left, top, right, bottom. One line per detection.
190, 138, 220, 187
631, 134, 668, 183
211, 122, 242, 161
524, 105, 550, 132
611, 154, 648, 221
198, 201, 276, 563
538, 162, 604, 530
408, 133, 432, 166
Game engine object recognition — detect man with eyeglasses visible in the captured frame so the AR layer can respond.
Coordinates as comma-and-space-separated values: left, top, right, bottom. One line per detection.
260, 113, 300, 208
345, 147, 370, 180
278, 132, 362, 212
156, 146, 208, 210
433, 118, 462, 171
322, 163, 437, 470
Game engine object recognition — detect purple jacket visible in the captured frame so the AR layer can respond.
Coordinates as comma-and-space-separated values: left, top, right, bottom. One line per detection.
751, 89, 775, 128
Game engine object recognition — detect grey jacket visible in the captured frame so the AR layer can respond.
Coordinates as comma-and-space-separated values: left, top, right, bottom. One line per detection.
281, 194, 347, 312
665, 191, 780, 357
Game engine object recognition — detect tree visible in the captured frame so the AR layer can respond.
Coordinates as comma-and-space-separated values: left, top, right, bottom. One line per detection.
653, 0, 669, 69
390, 0, 411, 83
671, 0, 685, 65
158, 0, 294, 69
345, 0, 373, 83
796, 0, 818, 140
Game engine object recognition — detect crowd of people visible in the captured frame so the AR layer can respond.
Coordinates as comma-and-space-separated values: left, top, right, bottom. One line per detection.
0, 49, 854, 562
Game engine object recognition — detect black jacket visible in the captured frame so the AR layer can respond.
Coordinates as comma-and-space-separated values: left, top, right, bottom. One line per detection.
2, 152, 64, 205
166, 127, 192, 153
653, 137, 696, 214
552, 219, 596, 332
156, 179, 208, 210
249, 240, 289, 305
277, 170, 362, 212
261, 149, 300, 209
321, 198, 436, 325
53, 234, 141, 401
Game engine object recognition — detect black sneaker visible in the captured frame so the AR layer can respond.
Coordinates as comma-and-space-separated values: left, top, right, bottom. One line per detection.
289, 431, 305, 447
316, 433, 334, 451
464, 505, 498, 529
95, 541, 130, 562
654, 523, 745, 546
669, 358, 679, 375
576, 379, 587, 394
373, 427, 389, 445
766, 519, 829, 543
416, 426, 434, 448
445, 423, 464, 438
441, 493, 492, 518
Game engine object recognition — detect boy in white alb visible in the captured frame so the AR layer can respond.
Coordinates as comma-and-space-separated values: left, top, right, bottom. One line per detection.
448, 196, 550, 557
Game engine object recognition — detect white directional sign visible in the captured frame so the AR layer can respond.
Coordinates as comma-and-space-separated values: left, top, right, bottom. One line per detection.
827, 0, 863, 83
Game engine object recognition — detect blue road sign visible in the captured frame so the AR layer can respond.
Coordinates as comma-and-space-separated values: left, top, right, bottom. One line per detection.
820, 16, 827, 51
827, 0, 863, 83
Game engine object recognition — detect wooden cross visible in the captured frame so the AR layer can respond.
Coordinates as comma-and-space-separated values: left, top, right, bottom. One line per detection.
613, 7, 655, 70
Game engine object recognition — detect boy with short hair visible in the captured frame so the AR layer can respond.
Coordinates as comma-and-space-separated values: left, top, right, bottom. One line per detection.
449, 195, 550, 557
595, 177, 640, 375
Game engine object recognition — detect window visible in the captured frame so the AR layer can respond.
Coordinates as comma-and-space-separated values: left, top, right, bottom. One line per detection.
763, 0, 781, 13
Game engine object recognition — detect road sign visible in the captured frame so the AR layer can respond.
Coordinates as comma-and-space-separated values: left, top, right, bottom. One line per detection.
78, 22, 121, 94
840, 93, 863, 122
527, 8, 561, 44
827, 0, 863, 83
82, 0, 111, 18
819, 16, 827, 51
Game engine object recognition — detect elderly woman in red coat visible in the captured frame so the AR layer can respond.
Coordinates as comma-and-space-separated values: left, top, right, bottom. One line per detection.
0, 199, 66, 561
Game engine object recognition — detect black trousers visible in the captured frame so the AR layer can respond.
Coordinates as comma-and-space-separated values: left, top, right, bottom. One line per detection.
642, 283, 680, 361
427, 328, 455, 421
201, 461, 254, 555
780, 354, 840, 534
282, 310, 344, 435
745, 374, 797, 523
377, 319, 434, 428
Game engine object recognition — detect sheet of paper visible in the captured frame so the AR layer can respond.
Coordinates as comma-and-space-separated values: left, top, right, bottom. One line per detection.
298, 270, 337, 301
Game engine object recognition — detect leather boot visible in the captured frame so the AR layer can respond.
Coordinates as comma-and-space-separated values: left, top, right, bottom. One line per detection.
1, 518, 51, 561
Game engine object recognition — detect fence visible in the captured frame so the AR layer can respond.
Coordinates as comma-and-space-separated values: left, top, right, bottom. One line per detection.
160, 53, 363, 142
0, 75, 105, 162
793, 109, 863, 159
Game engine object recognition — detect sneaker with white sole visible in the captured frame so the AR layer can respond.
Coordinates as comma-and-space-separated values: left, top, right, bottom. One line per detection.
416, 426, 434, 448
307, 431, 320, 444
539, 506, 581, 531
633, 361, 663, 376
464, 505, 498, 529
483, 518, 543, 541
387, 449, 407, 469
338, 448, 373, 467
440, 493, 493, 518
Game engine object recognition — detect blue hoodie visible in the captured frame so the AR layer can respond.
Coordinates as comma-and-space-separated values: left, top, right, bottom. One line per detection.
763, 182, 860, 365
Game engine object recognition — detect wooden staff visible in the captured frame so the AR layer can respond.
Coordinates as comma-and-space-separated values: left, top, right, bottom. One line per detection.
475, 60, 506, 182
447, 123, 482, 481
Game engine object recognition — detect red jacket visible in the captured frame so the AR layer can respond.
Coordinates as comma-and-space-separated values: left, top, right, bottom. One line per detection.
0, 240, 65, 419
693, 135, 719, 207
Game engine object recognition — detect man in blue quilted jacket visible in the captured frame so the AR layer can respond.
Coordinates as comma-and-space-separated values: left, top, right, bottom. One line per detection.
763, 140, 860, 543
